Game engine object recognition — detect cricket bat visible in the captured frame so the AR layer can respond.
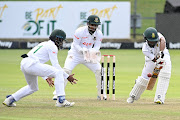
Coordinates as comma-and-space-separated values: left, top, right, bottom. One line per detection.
146, 66, 163, 90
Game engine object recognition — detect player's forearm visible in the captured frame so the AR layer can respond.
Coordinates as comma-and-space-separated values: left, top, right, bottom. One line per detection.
63, 71, 69, 79
160, 37, 166, 51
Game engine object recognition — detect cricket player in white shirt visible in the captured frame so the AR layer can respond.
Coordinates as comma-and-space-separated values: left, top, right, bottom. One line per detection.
127, 27, 171, 104
53, 15, 105, 100
3, 29, 78, 107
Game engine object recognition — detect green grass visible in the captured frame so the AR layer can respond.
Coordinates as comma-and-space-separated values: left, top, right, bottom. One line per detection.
0, 49, 180, 120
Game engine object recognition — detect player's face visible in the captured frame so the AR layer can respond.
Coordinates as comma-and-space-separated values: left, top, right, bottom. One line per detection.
147, 41, 158, 48
88, 23, 98, 32
55, 37, 64, 50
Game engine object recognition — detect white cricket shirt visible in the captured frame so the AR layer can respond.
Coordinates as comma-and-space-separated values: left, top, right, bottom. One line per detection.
142, 32, 170, 61
69, 26, 103, 54
27, 40, 69, 79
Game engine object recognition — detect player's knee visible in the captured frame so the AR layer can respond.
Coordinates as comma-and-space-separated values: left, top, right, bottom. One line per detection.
63, 68, 72, 75
29, 86, 39, 93
136, 76, 149, 86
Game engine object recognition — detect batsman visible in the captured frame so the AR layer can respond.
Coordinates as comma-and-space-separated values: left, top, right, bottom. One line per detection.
127, 27, 171, 104
52, 15, 106, 100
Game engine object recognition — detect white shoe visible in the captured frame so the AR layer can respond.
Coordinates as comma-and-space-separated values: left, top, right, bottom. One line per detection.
154, 99, 164, 104
3, 97, 16, 107
56, 100, 75, 107
52, 95, 57, 100
127, 96, 135, 103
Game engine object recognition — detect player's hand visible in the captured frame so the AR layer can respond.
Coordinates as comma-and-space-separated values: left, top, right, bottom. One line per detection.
46, 77, 54, 87
156, 58, 165, 69
67, 74, 78, 85
159, 51, 164, 58
152, 51, 164, 62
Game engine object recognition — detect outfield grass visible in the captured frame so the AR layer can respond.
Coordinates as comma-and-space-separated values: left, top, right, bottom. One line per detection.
0, 49, 180, 120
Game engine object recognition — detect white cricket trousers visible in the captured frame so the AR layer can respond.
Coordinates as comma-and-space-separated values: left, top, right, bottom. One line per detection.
63, 53, 102, 97
141, 53, 171, 80
12, 57, 65, 101
141, 53, 171, 102
64, 53, 101, 73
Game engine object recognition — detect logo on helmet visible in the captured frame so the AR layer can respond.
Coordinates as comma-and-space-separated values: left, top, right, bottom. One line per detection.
152, 33, 155, 38
94, 18, 99, 23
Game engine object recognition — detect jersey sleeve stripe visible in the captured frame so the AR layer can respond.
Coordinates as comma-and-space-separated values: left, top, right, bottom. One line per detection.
74, 35, 79, 39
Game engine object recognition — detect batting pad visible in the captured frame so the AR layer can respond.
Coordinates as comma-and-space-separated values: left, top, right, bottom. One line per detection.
129, 76, 149, 100
154, 76, 170, 103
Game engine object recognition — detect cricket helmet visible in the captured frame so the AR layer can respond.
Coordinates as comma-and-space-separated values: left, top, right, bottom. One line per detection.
49, 29, 66, 49
143, 27, 159, 42
143, 27, 159, 48
87, 15, 101, 25
87, 15, 101, 34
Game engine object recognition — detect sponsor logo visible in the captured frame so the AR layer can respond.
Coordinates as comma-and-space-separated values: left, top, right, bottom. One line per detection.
23, 5, 63, 36
63, 42, 122, 49
134, 42, 144, 48
0, 4, 8, 22
90, 5, 117, 20
0, 41, 12, 48
80, 5, 117, 37
101, 42, 121, 49
152, 33, 155, 38
169, 42, 180, 49
27, 42, 39, 48
83, 42, 92, 46
82, 37, 88, 39
94, 17, 99, 23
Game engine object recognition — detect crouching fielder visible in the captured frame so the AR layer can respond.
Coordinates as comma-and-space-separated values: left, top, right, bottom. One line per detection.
2, 29, 78, 107
53, 15, 105, 100
127, 27, 171, 104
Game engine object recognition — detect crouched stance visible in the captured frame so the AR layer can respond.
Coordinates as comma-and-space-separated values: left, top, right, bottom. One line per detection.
53, 15, 105, 100
127, 27, 171, 104
3, 29, 77, 107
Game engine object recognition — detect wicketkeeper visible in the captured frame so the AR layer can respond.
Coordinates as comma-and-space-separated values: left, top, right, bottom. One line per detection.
52, 15, 105, 100
3, 29, 78, 107
127, 27, 171, 104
